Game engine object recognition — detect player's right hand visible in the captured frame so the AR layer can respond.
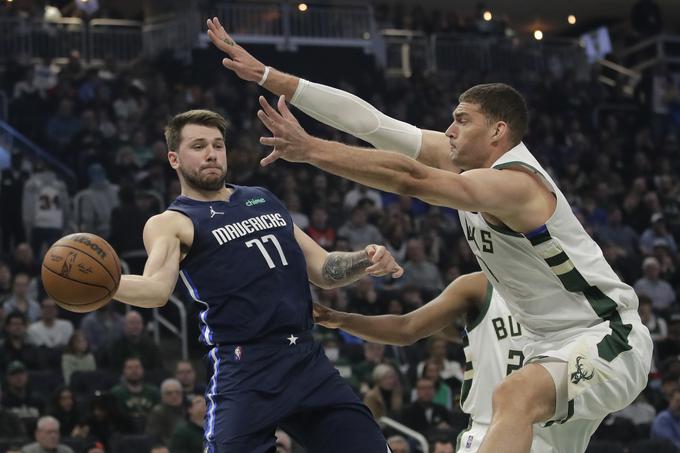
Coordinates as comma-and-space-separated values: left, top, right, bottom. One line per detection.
313, 302, 342, 329
206, 17, 266, 83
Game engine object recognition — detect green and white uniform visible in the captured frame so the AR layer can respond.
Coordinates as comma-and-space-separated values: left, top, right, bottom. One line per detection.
458, 142, 652, 425
457, 284, 600, 453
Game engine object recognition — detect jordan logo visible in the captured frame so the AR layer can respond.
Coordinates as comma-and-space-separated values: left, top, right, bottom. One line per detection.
210, 206, 224, 218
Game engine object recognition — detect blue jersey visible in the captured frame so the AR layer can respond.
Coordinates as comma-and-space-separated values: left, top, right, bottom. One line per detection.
167, 185, 313, 346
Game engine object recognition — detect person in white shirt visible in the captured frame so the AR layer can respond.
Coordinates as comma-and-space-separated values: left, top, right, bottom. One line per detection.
27, 298, 74, 348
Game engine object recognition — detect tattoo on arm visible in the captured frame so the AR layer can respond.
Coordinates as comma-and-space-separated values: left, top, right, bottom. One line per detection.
321, 251, 370, 287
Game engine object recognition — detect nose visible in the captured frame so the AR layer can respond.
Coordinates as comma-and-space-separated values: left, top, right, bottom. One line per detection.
445, 122, 457, 138
205, 144, 219, 160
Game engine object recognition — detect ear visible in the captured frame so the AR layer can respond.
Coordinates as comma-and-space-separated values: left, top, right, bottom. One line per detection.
490, 121, 509, 143
168, 151, 179, 169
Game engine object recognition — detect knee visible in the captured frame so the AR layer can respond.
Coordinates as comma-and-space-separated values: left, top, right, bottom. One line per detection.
491, 375, 544, 423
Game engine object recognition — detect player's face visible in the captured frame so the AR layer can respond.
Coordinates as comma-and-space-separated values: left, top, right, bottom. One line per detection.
445, 102, 495, 170
170, 124, 228, 192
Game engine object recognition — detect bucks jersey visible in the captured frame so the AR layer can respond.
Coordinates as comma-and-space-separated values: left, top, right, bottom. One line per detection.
458, 142, 638, 360
168, 185, 313, 346
460, 282, 524, 426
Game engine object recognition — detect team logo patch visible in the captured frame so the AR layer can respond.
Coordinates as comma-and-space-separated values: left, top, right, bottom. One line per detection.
570, 355, 594, 384
234, 346, 242, 361
465, 434, 474, 448
245, 197, 266, 207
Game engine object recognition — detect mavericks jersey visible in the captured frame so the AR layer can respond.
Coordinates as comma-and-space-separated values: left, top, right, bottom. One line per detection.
168, 185, 313, 346
458, 142, 638, 358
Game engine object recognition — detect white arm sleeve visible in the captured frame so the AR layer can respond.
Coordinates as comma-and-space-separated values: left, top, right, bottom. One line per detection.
290, 79, 422, 159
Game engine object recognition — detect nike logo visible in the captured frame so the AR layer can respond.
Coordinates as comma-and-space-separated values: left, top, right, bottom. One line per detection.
210, 206, 224, 218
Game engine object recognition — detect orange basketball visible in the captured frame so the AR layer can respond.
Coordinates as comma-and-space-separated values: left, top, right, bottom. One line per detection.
41, 233, 121, 313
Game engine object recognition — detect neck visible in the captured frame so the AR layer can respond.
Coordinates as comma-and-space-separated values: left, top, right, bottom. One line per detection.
126, 381, 143, 392
180, 185, 233, 202
43, 319, 55, 327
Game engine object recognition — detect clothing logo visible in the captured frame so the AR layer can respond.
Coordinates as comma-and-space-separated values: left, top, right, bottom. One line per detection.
287, 334, 298, 346
234, 346, 242, 361
245, 197, 266, 207
60, 252, 78, 277
209, 206, 224, 218
570, 356, 594, 384
465, 434, 474, 448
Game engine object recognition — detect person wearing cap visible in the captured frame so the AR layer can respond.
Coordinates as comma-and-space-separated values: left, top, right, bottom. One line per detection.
641, 213, 678, 256
2, 360, 43, 421
20, 415, 74, 453
635, 256, 676, 312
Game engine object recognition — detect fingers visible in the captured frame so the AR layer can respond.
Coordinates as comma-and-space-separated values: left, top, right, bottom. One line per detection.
370, 246, 387, 263
259, 96, 284, 121
277, 95, 297, 122
260, 150, 282, 167
392, 265, 404, 278
257, 109, 278, 132
206, 17, 239, 53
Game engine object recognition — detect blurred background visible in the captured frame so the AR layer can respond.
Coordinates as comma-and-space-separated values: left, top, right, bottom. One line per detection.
0, 0, 680, 452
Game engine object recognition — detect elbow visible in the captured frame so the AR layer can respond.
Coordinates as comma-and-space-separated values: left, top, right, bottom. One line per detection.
398, 320, 419, 346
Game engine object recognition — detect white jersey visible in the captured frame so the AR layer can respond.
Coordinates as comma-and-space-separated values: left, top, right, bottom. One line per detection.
457, 284, 600, 453
458, 142, 638, 361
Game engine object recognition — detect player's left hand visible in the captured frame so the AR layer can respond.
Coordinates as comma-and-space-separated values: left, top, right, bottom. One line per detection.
206, 17, 266, 83
365, 245, 404, 278
258, 95, 316, 166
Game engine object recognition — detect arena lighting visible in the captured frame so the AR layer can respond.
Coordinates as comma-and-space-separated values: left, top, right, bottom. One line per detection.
298, 3, 308, 12
483, 10, 492, 21
533, 29, 543, 40
568, 15, 576, 25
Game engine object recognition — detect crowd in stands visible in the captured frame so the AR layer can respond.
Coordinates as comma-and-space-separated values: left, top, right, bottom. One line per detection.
0, 18, 679, 451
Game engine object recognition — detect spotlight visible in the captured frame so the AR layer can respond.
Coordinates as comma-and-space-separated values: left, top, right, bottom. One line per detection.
533, 30, 543, 40
298, 3, 308, 12
568, 15, 576, 25
483, 10, 492, 21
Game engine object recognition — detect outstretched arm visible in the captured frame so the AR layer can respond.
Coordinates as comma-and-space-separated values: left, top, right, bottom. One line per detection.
114, 212, 184, 308
206, 17, 456, 171
314, 272, 488, 345
294, 225, 402, 289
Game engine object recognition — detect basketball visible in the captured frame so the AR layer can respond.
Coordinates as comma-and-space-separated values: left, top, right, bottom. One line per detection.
41, 233, 121, 313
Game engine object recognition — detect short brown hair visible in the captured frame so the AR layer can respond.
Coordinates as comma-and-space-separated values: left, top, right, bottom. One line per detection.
459, 83, 528, 145
164, 110, 228, 151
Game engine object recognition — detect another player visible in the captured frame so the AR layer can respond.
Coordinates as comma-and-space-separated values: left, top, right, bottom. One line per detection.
205, 18, 653, 453
112, 109, 403, 452
313, 272, 600, 452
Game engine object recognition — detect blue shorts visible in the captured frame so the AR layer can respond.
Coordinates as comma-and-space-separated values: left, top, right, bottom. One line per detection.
203, 331, 389, 453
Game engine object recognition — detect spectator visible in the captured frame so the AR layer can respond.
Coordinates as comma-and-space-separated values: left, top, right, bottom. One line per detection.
387, 435, 410, 453
337, 206, 383, 250
638, 295, 668, 341
657, 314, 680, 363
27, 298, 74, 348
0, 379, 27, 438
79, 304, 124, 353
363, 363, 403, 419
641, 213, 678, 256
0, 312, 41, 371
47, 387, 80, 438
420, 359, 454, 410
61, 330, 96, 385
75, 392, 134, 448
145, 378, 185, 446
20, 415, 74, 453
348, 277, 382, 316
110, 357, 160, 419
652, 387, 680, 448
170, 395, 205, 453
0, 261, 12, 301
174, 360, 205, 400
45, 99, 81, 152
352, 342, 399, 394
634, 257, 676, 312
305, 205, 336, 249
343, 183, 383, 210
431, 439, 455, 453
597, 207, 639, 257
401, 239, 444, 293
400, 377, 453, 437
416, 336, 464, 387
74, 163, 119, 239
105, 310, 163, 372
3, 273, 41, 323
21, 163, 70, 257
2, 361, 43, 422
284, 193, 309, 229
1, 154, 29, 253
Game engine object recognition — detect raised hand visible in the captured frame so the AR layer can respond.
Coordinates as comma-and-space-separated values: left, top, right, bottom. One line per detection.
206, 17, 266, 83
258, 95, 316, 166
365, 245, 404, 278
313, 302, 342, 328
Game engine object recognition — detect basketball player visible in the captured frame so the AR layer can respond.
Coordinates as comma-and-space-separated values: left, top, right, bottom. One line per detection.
112, 109, 403, 452
206, 18, 653, 453
313, 272, 600, 452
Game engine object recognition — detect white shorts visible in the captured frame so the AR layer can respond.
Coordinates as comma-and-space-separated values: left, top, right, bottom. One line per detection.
456, 419, 602, 453
528, 310, 653, 424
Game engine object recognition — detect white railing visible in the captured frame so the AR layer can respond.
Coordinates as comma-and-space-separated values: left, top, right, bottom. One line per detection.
90, 19, 143, 62
379, 416, 429, 453
143, 12, 199, 60
619, 34, 680, 72
380, 30, 430, 78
